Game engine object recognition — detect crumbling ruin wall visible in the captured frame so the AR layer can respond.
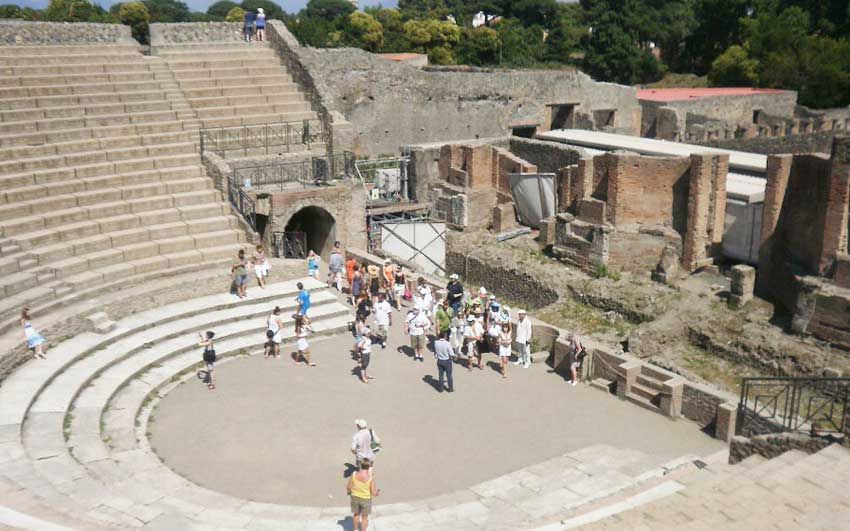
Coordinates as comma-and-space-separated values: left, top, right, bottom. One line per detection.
699, 131, 836, 155
288, 45, 641, 157
508, 137, 582, 174
0, 20, 134, 45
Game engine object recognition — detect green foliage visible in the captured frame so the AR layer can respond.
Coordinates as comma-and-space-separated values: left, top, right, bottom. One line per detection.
348, 11, 384, 52
456, 26, 500, 66
305, 0, 354, 21
582, 12, 665, 85
142, 0, 189, 22
206, 0, 237, 18
708, 45, 759, 86
497, 18, 546, 68
0, 4, 42, 19
186, 11, 218, 21
45, 0, 112, 22
224, 5, 244, 22
403, 18, 460, 61
240, 0, 283, 20
117, 1, 149, 44
593, 264, 621, 281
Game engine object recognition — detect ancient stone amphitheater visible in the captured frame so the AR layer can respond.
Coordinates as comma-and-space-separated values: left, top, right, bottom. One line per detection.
0, 23, 849, 531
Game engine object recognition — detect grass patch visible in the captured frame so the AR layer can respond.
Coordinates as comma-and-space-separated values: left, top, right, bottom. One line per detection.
680, 344, 762, 394
538, 297, 635, 337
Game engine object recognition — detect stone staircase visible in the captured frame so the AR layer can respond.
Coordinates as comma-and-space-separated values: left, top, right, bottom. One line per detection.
153, 42, 320, 133
0, 43, 246, 330
565, 444, 850, 530
592, 364, 668, 414
0, 278, 352, 529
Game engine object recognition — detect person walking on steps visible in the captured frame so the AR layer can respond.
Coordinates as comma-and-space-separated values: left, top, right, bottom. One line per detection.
199, 331, 216, 390
307, 250, 320, 279
296, 282, 311, 321
267, 306, 284, 358
514, 309, 533, 368
433, 331, 454, 393
243, 9, 255, 42
347, 459, 379, 531
251, 245, 269, 289
328, 242, 344, 291
231, 249, 248, 298
21, 307, 46, 360
294, 315, 315, 366
254, 7, 266, 41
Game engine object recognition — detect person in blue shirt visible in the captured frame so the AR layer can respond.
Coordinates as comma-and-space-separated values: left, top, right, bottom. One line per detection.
307, 250, 320, 278
243, 10, 256, 42
296, 282, 311, 321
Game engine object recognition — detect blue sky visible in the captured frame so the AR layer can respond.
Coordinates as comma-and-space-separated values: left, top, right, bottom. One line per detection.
16, 0, 398, 12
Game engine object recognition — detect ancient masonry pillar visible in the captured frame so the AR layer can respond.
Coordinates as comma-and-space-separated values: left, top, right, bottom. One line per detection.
683, 154, 725, 271
819, 138, 850, 275
605, 153, 632, 227
761, 155, 793, 246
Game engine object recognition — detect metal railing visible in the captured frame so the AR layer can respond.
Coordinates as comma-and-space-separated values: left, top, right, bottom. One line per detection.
354, 154, 411, 205
234, 152, 355, 191
738, 377, 850, 437
227, 178, 256, 231
200, 119, 329, 158
272, 231, 306, 259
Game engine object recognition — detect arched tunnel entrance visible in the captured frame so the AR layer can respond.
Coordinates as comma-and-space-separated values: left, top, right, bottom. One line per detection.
284, 206, 337, 259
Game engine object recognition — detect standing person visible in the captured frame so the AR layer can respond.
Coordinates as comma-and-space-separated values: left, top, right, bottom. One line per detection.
347, 460, 379, 531
367, 264, 381, 306
351, 419, 379, 469
231, 249, 248, 298
307, 250, 320, 279
250, 245, 269, 289
199, 331, 216, 390
446, 274, 464, 315
449, 307, 463, 357
567, 332, 585, 386
381, 260, 394, 299
498, 323, 512, 379
296, 282, 311, 320
346, 256, 358, 292
243, 9, 256, 42
514, 309, 533, 368
356, 328, 373, 383
392, 266, 406, 310
405, 305, 431, 362
356, 293, 372, 323
295, 315, 315, 366
417, 278, 434, 315
434, 299, 452, 338
351, 266, 364, 307
373, 293, 392, 349
463, 314, 484, 371
254, 7, 266, 42
433, 331, 454, 392
20, 307, 46, 360
328, 242, 344, 291
267, 306, 284, 358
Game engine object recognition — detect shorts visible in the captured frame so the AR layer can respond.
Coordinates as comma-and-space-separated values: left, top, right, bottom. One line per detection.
376, 324, 389, 338
234, 274, 248, 287
308, 268, 318, 278
350, 496, 372, 515
299, 307, 311, 318
254, 264, 268, 278
361, 352, 371, 369
410, 334, 426, 350
297, 338, 309, 351
270, 330, 282, 344
393, 284, 405, 296
499, 345, 511, 358
205, 362, 214, 371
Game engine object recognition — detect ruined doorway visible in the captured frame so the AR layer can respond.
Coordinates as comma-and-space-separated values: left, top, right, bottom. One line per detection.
549, 104, 576, 130
284, 206, 336, 258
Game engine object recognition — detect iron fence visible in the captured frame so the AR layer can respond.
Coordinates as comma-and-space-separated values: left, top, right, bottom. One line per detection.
272, 231, 307, 259
738, 377, 850, 437
228, 178, 256, 231
234, 152, 355, 191
200, 119, 329, 158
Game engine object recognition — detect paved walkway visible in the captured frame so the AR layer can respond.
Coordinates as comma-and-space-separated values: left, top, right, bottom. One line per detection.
149, 295, 725, 507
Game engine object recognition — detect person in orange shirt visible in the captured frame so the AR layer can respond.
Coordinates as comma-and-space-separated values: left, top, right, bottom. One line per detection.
346, 256, 358, 293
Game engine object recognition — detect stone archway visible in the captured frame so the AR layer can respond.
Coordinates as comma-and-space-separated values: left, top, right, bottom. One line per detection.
284, 206, 337, 258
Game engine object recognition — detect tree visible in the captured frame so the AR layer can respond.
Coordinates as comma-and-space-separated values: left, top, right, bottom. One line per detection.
506, 0, 559, 28
304, 0, 355, 21
118, 1, 149, 44
225, 6, 244, 21
544, 5, 585, 63
374, 8, 408, 52
497, 18, 546, 67
142, 0, 189, 22
684, 0, 750, 74
708, 45, 759, 86
403, 18, 460, 64
456, 26, 500, 66
348, 11, 384, 52
206, 0, 237, 18
582, 11, 665, 84
45, 0, 111, 22
0, 4, 43, 19
240, 0, 283, 20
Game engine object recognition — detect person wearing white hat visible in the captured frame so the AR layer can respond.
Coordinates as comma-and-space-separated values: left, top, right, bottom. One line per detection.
463, 314, 483, 370
351, 419, 380, 467
357, 327, 374, 383
446, 273, 464, 314
514, 309, 533, 368
255, 7, 266, 42
405, 305, 431, 361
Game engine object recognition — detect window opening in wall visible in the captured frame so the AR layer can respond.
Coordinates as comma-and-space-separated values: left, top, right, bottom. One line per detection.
511, 126, 537, 138
752, 109, 762, 124
592, 109, 616, 128
549, 104, 576, 130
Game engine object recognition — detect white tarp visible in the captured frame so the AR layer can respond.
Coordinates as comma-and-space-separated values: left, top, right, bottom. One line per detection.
507, 173, 557, 228
380, 221, 446, 275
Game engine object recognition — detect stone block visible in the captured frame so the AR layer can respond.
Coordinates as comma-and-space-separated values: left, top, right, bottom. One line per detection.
835, 253, 850, 289
530, 351, 550, 364
652, 245, 679, 284
86, 311, 116, 334
730, 264, 756, 308
659, 378, 684, 419
492, 203, 517, 233
715, 402, 737, 443
538, 217, 556, 247
616, 361, 641, 400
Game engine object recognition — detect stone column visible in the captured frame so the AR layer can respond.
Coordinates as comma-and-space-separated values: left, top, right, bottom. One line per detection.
715, 402, 738, 443
616, 361, 641, 400
819, 138, 850, 275
729, 264, 756, 308
659, 378, 684, 419
761, 155, 793, 246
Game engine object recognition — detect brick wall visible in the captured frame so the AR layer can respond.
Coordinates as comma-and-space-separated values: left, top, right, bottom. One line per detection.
508, 137, 582, 173
602, 153, 691, 227
681, 153, 728, 270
